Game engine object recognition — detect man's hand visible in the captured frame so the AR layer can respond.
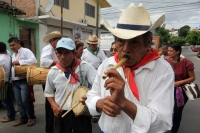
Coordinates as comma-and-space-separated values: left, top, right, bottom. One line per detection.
12, 61, 20, 66
96, 97, 121, 117
104, 68, 126, 106
79, 95, 87, 105
51, 103, 62, 117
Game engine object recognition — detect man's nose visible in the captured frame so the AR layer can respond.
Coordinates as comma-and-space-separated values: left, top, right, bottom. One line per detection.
122, 41, 131, 53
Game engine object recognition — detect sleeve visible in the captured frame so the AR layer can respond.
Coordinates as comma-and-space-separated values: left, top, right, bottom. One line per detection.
132, 69, 174, 132
185, 58, 194, 70
86, 62, 97, 86
19, 49, 37, 65
44, 69, 56, 97
85, 62, 105, 116
40, 47, 54, 67
99, 50, 107, 62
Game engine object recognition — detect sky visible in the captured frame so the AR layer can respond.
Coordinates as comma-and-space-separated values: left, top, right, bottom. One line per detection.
100, 0, 200, 30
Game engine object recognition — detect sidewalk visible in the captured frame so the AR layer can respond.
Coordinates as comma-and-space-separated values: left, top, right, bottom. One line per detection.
0, 85, 100, 133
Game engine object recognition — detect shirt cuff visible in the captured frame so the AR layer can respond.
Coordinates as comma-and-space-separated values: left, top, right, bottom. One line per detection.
86, 96, 101, 116
44, 93, 54, 97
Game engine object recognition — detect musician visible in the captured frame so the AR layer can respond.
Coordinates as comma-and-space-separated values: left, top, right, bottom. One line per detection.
0, 42, 15, 123
81, 35, 107, 69
44, 38, 96, 133
40, 31, 62, 133
8, 37, 37, 127
86, 3, 174, 133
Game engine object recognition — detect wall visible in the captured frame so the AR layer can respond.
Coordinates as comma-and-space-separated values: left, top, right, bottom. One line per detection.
0, 9, 15, 52
40, 0, 99, 27
4, 0, 36, 17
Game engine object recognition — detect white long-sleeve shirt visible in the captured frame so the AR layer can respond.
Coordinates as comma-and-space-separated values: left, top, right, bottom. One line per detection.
40, 44, 58, 68
81, 48, 107, 69
12, 47, 37, 81
86, 57, 174, 133
0, 54, 11, 82
44, 61, 96, 110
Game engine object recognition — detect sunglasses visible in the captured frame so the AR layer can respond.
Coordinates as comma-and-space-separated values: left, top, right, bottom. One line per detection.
110, 48, 117, 52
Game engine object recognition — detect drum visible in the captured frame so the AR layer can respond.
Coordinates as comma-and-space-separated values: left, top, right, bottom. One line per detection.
27, 67, 50, 85
72, 86, 89, 116
0, 66, 5, 89
14, 64, 36, 76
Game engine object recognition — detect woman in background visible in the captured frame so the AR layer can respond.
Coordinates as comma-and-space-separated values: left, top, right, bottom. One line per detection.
74, 40, 84, 59
167, 43, 195, 133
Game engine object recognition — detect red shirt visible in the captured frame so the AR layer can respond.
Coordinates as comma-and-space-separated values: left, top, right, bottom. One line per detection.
167, 58, 194, 81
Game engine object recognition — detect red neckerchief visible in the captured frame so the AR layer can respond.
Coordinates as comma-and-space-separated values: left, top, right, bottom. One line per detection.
56, 59, 81, 84
114, 49, 160, 101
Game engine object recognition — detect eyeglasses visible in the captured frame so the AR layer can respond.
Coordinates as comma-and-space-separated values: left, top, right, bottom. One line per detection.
110, 48, 117, 52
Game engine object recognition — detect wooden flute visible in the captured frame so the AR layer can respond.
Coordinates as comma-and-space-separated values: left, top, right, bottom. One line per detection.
102, 57, 128, 79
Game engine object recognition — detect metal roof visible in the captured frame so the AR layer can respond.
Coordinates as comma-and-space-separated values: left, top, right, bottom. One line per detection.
0, 1, 26, 15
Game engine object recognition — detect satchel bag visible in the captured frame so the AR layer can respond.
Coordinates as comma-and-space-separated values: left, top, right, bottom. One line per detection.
182, 83, 200, 101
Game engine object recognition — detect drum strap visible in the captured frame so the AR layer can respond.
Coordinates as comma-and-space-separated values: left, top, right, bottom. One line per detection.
8, 56, 12, 82
79, 63, 84, 86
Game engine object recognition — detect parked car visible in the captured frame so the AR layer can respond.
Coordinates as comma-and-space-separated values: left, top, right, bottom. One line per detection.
197, 49, 200, 58
192, 45, 199, 52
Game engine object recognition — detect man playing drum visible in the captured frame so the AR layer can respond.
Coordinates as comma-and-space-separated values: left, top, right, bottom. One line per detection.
86, 3, 174, 133
44, 38, 96, 133
0, 42, 15, 123
8, 37, 37, 126
40, 31, 62, 133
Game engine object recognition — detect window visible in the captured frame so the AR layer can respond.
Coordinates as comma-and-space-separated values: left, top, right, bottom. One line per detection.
54, 0, 69, 9
85, 3, 95, 18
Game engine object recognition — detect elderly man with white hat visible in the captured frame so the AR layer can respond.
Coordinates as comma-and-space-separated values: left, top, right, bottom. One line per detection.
44, 38, 96, 133
40, 31, 63, 133
81, 35, 107, 69
86, 3, 174, 133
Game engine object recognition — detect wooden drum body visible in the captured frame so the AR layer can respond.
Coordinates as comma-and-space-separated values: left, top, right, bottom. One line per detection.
14, 64, 36, 76
0, 66, 5, 89
27, 67, 50, 85
72, 86, 89, 116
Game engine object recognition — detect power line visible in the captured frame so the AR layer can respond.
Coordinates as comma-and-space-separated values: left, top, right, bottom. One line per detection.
101, 1, 200, 15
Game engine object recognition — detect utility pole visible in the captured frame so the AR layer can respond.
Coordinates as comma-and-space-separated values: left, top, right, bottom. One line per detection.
96, 0, 99, 36
60, 0, 64, 34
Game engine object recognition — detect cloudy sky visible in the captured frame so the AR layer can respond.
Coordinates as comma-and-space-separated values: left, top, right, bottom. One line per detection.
100, 0, 200, 30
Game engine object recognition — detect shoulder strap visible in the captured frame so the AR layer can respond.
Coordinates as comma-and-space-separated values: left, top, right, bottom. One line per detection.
78, 61, 84, 86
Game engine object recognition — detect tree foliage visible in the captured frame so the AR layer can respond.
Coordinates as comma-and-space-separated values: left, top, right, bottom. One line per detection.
156, 25, 170, 44
186, 31, 200, 45
178, 25, 190, 37
169, 36, 186, 46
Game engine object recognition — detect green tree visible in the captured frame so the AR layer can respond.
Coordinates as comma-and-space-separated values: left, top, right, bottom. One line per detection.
169, 36, 186, 46
178, 25, 190, 37
156, 25, 170, 44
186, 31, 200, 45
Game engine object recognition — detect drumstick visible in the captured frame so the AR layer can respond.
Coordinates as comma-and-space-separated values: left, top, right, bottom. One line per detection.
60, 91, 71, 109
102, 58, 128, 79
61, 101, 81, 118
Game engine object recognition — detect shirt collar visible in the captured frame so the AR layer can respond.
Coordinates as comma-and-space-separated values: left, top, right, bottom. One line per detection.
16, 47, 23, 53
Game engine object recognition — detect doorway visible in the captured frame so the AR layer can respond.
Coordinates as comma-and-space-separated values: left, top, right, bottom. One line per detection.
19, 27, 36, 56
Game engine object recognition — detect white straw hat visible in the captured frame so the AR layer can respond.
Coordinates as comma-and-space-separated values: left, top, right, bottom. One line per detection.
86, 35, 100, 44
103, 3, 165, 39
43, 31, 63, 43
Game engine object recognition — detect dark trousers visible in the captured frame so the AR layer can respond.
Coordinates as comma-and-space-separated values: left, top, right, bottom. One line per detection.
43, 85, 54, 133
1, 83, 15, 120
54, 111, 92, 133
171, 87, 188, 133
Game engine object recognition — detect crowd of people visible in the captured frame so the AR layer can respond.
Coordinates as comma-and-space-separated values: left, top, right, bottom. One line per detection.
0, 3, 196, 133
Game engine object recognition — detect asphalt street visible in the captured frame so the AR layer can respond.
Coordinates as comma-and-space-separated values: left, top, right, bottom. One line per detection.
0, 46, 200, 133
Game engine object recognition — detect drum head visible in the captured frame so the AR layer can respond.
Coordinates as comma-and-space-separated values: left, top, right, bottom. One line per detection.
72, 86, 89, 116
0, 66, 5, 89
